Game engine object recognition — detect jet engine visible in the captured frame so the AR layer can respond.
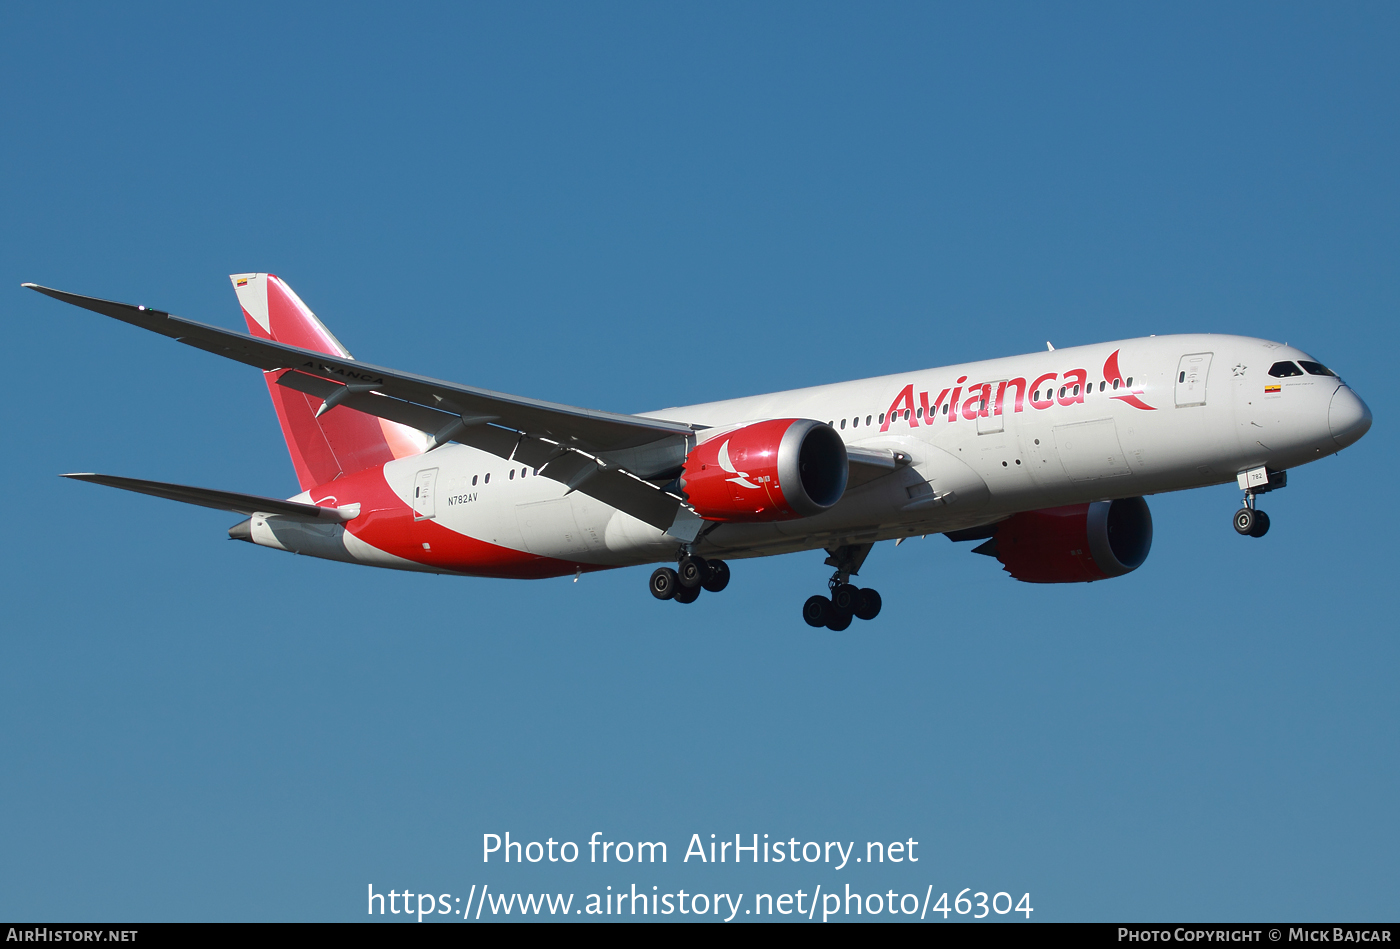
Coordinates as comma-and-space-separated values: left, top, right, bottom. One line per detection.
978, 497, 1153, 583
680, 418, 847, 521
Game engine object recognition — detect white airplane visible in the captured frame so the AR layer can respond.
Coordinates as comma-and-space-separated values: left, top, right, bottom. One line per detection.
26, 274, 1371, 629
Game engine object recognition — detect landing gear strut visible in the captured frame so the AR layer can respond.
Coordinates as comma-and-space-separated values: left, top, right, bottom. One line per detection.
803, 543, 882, 630
650, 554, 730, 604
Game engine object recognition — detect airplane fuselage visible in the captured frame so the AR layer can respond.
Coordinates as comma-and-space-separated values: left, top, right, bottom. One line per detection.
246, 333, 1369, 578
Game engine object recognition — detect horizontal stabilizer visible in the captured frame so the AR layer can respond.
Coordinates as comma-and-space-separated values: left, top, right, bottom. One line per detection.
61, 473, 359, 522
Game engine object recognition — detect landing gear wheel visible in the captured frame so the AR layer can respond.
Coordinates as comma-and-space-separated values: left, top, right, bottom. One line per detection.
701, 559, 730, 593
673, 583, 700, 604
802, 595, 832, 628
677, 555, 708, 590
831, 583, 861, 614
1248, 509, 1271, 538
650, 567, 679, 600
826, 610, 853, 631
1233, 508, 1256, 536
854, 588, 882, 621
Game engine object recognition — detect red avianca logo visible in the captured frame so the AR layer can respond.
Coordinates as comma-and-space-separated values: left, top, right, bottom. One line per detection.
878, 349, 1154, 433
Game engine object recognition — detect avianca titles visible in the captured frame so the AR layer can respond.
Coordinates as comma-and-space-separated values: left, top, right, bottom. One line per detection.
25, 274, 1372, 629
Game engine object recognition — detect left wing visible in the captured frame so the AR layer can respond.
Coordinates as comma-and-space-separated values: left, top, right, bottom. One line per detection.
26, 284, 702, 536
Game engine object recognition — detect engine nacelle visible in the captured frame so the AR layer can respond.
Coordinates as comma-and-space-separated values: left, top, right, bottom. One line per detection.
680, 418, 847, 522
992, 497, 1153, 583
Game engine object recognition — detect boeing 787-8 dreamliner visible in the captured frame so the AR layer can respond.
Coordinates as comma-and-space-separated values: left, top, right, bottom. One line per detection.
26, 275, 1372, 629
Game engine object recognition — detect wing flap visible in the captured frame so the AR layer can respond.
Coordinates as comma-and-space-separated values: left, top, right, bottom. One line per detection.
274, 370, 688, 531
273, 369, 521, 454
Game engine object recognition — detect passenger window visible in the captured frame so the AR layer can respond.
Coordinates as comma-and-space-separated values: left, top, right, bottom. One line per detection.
1099, 381, 1105, 391
471, 475, 478, 486
509, 469, 515, 480
1112, 379, 1119, 390
1269, 361, 1304, 377
879, 413, 885, 423
1179, 371, 1186, 382
865, 415, 871, 426
1126, 377, 1133, 386
942, 403, 948, 415
484, 473, 490, 484
1299, 361, 1336, 377
840, 418, 846, 429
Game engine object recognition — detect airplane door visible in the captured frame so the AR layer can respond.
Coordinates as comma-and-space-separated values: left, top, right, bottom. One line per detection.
1053, 418, 1131, 481
977, 381, 1007, 435
1175, 353, 1213, 407
412, 468, 438, 520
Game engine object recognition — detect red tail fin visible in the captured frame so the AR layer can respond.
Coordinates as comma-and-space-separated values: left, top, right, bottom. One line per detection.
230, 273, 426, 490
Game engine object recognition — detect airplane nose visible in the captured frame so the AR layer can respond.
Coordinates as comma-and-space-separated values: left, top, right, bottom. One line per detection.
1328, 385, 1372, 450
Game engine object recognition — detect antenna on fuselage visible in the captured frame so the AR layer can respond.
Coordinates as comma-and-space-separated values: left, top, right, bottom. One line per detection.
1046, 341, 1055, 351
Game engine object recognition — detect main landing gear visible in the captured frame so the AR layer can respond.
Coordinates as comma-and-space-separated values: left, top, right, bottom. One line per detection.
650, 554, 730, 605
803, 543, 882, 631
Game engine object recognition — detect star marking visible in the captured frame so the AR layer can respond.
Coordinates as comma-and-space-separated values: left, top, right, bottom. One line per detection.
1232, 363, 1248, 377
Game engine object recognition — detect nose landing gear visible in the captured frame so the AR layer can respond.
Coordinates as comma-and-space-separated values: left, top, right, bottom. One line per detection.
1233, 505, 1270, 538
1233, 468, 1285, 538
802, 543, 882, 630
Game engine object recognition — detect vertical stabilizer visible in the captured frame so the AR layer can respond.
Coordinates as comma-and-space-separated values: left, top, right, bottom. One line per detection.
230, 274, 427, 490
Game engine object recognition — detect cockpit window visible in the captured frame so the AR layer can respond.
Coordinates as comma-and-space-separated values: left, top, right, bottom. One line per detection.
1268, 361, 1304, 378
1298, 361, 1336, 377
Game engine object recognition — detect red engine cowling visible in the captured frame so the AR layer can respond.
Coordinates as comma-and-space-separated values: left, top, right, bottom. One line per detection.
680, 418, 848, 521
991, 497, 1153, 583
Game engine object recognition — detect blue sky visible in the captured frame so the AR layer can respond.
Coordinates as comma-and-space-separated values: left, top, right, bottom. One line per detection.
2, 2, 1396, 922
